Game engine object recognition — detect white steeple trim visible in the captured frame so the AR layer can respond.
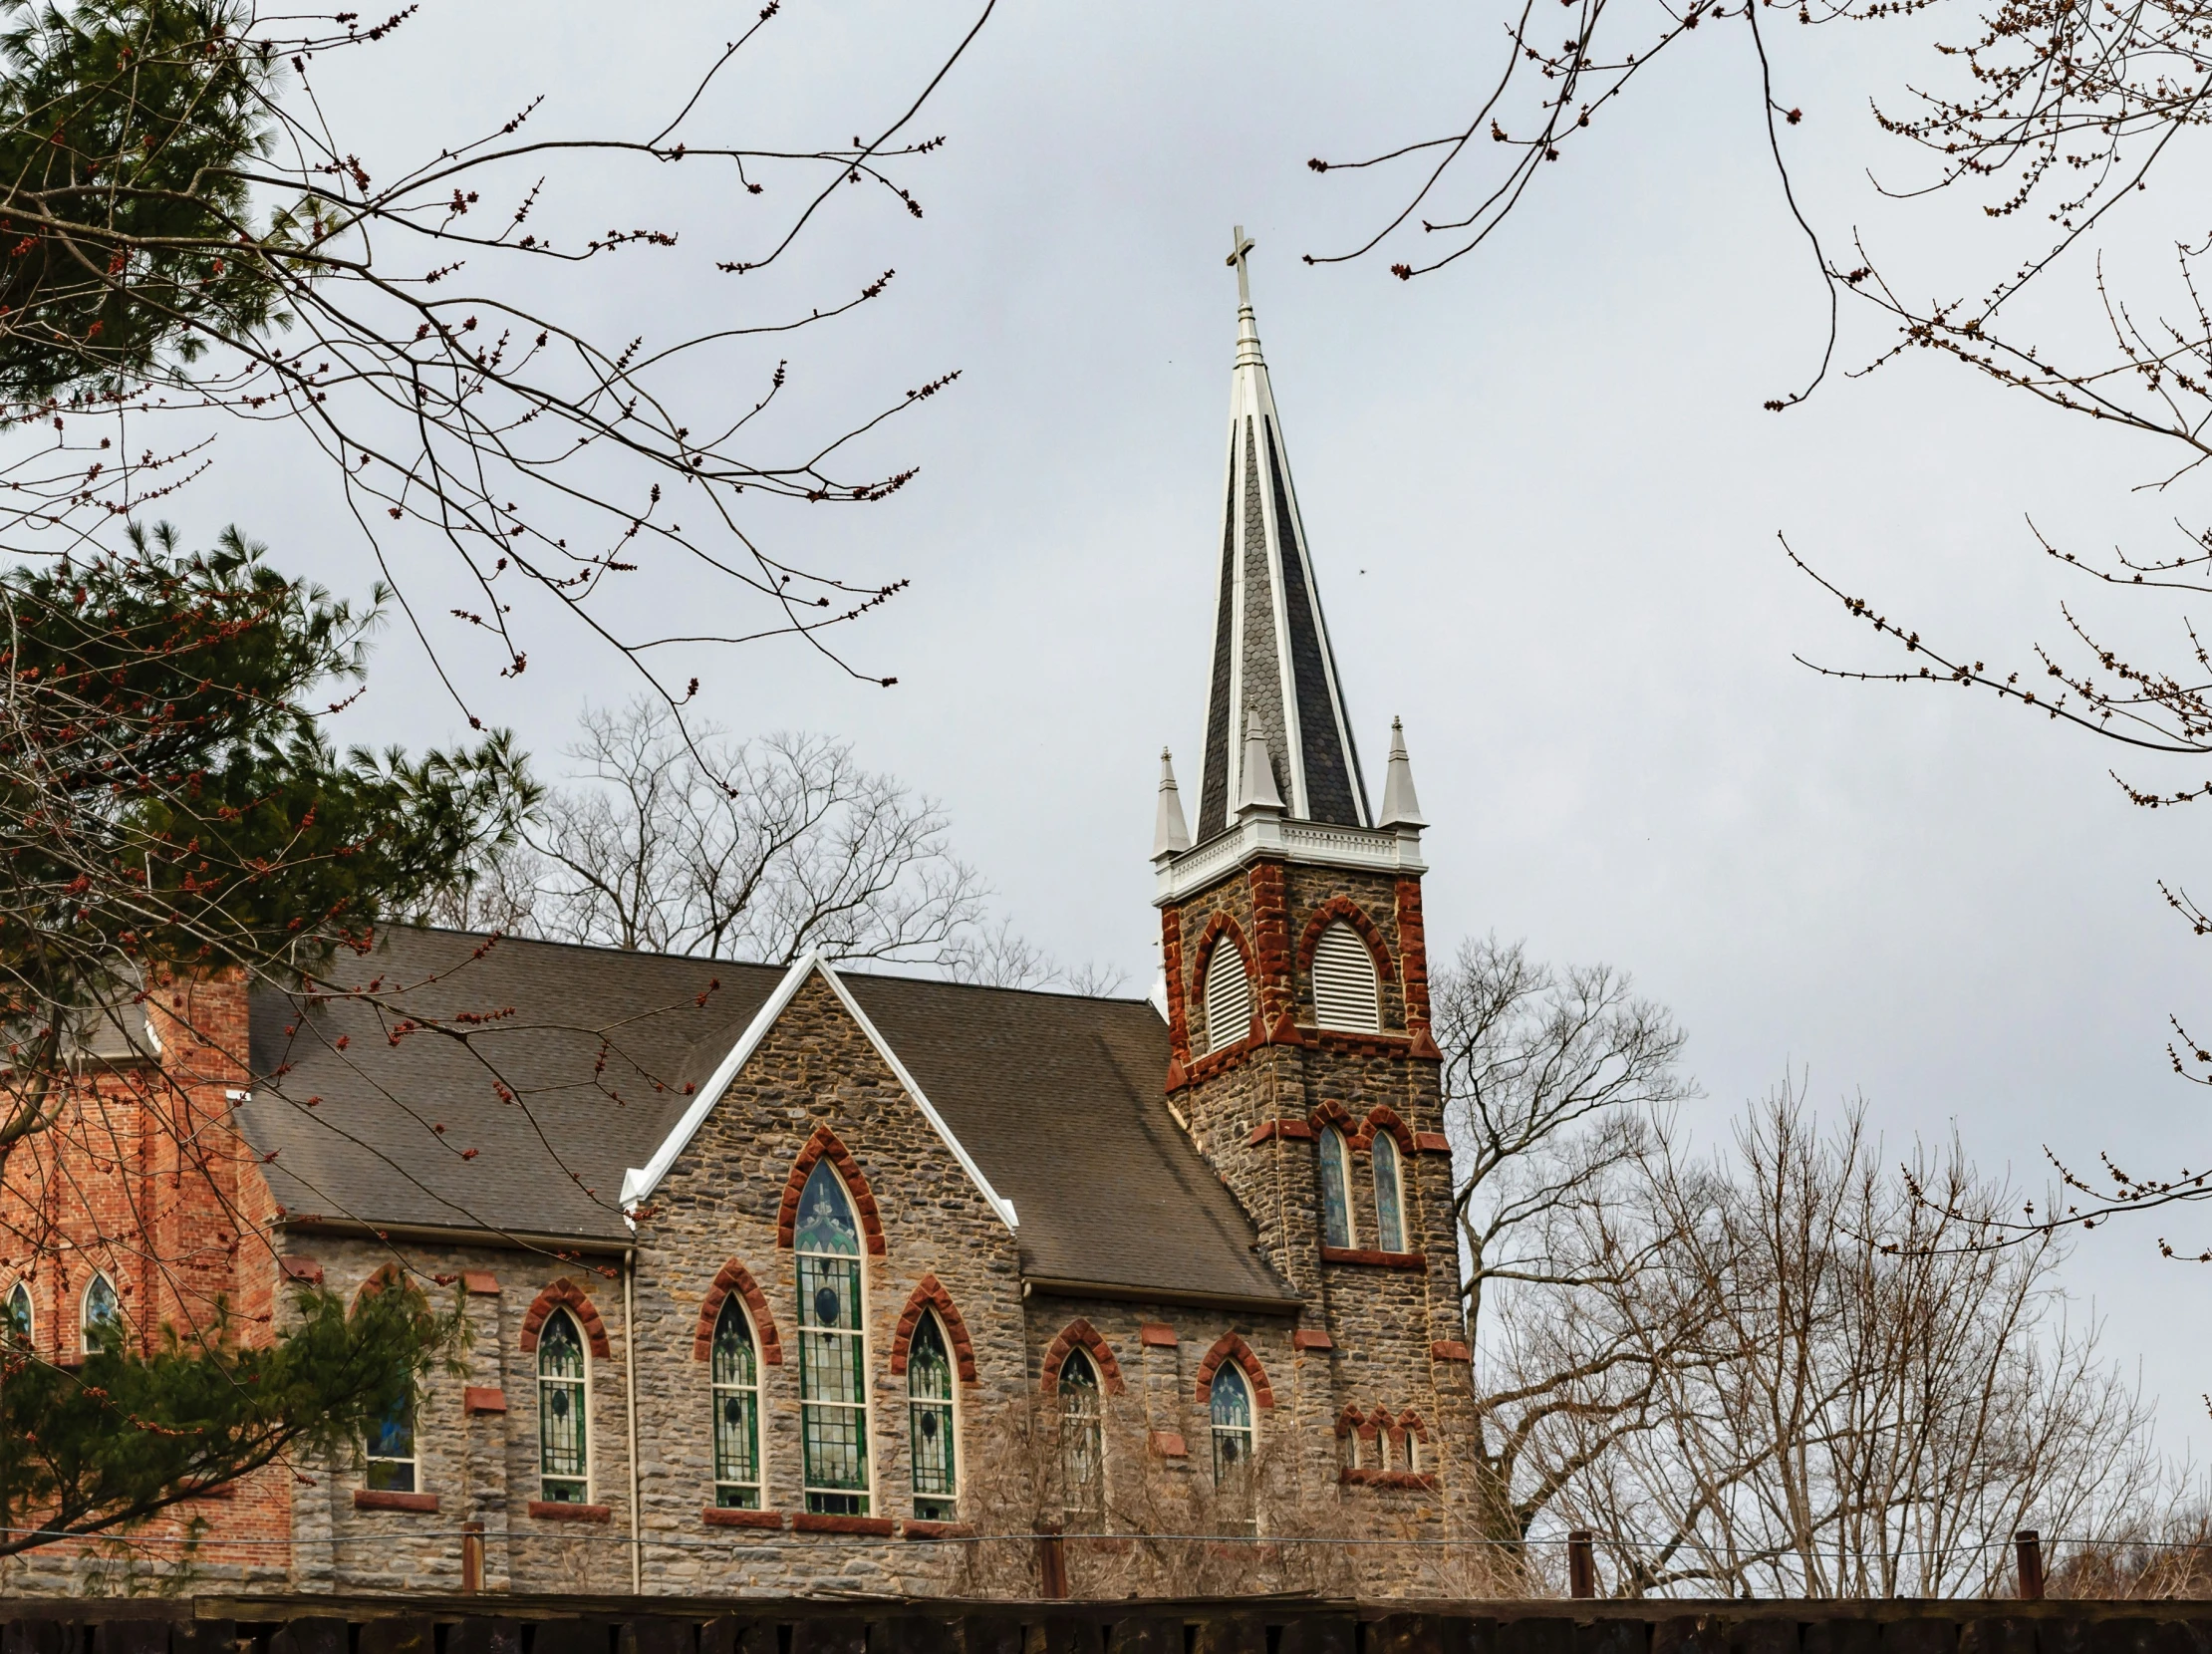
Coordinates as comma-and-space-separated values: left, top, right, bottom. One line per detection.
619, 952, 1018, 1233
1154, 747, 1192, 860
1378, 716, 1428, 829
1236, 710, 1283, 815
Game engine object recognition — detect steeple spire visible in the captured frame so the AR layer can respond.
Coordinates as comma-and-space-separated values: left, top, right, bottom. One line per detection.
1193, 226, 1370, 842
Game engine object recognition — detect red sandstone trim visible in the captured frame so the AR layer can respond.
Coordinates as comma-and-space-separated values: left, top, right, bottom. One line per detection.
775, 1127, 887, 1257
792, 1512, 896, 1536
1320, 1245, 1427, 1270
277, 1256, 322, 1285
1038, 1316, 1125, 1396
528, 1501, 612, 1522
1430, 1340, 1472, 1361
1295, 896, 1396, 1005
1291, 1328, 1333, 1351
1138, 1322, 1177, 1348
1148, 1431, 1188, 1458
462, 1386, 507, 1415
1414, 1132, 1451, 1153
904, 1519, 976, 1539
692, 1257, 783, 1366
1399, 1409, 1430, 1440
1161, 906, 1192, 1084
700, 1507, 784, 1529
1332, 1405, 1364, 1439
1394, 878, 1431, 1024
462, 1271, 500, 1295
1307, 1028, 1417, 1058
354, 1489, 438, 1513
518, 1277, 613, 1358
1192, 1332, 1274, 1410
1246, 1118, 1315, 1146
1340, 1469, 1441, 1491
888, 1273, 977, 1383
1181, 1038, 1256, 1086
1308, 1098, 1358, 1140
1363, 1104, 1418, 1157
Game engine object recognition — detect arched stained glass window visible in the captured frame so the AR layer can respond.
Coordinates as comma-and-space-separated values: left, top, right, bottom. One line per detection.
1372, 1132, 1407, 1253
711, 1296, 761, 1510
795, 1159, 870, 1515
5, 1281, 31, 1348
1202, 943, 1252, 1055
80, 1273, 120, 1355
366, 1384, 416, 1493
1210, 1363, 1253, 1487
908, 1313, 957, 1521
537, 1308, 589, 1503
1060, 1348, 1103, 1522
1318, 1127, 1353, 1249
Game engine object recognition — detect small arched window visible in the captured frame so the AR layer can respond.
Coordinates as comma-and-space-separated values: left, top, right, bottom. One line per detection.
366, 1385, 416, 1493
1060, 1348, 1104, 1522
1210, 1362, 1254, 1487
1318, 1126, 1353, 1249
1372, 1132, 1407, 1253
711, 1296, 761, 1510
1310, 922, 1381, 1032
80, 1272, 120, 1355
1201, 941, 1252, 1055
537, 1307, 589, 1504
5, 1281, 31, 1348
908, 1313, 958, 1520
794, 1159, 871, 1516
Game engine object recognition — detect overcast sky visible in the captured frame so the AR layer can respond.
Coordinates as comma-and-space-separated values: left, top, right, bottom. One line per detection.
131, 4, 2212, 1457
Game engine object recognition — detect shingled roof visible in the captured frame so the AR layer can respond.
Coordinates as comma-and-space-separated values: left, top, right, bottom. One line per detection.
241, 926, 1296, 1309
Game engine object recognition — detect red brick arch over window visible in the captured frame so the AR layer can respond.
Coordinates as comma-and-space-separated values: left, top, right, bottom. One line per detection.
518, 1277, 611, 1359
888, 1273, 977, 1384
1363, 1104, 1418, 1157
691, 1257, 782, 1366
1296, 896, 1395, 991
1189, 912, 1255, 1000
1039, 1317, 1125, 1396
775, 1125, 887, 1256
1193, 1332, 1275, 1410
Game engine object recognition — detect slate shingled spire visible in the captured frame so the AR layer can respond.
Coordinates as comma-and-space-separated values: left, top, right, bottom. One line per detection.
1194, 228, 1370, 842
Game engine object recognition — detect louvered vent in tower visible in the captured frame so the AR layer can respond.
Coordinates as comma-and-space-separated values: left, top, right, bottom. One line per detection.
1311, 924, 1380, 1032
1202, 944, 1253, 1054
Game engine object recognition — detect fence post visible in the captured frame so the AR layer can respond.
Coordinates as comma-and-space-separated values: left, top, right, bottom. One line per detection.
2015, 1529, 2045, 1601
461, 1520, 484, 1595
1568, 1529, 1596, 1599
1038, 1529, 1069, 1600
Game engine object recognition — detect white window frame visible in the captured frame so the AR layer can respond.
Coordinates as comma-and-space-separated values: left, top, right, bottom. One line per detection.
710, 1294, 763, 1511
906, 1309, 960, 1521
1318, 1126, 1355, 1249
1059, 1347, 1105, 1523
536, 1306, 592, 1505
5, 1280, 32, 1348
795, 1160, 874, 1516
1209, 1360, 1257, 1487
80, 1271, 120, 1355
365, 1386, 418, 1494
1371, 1131, 1408, 1253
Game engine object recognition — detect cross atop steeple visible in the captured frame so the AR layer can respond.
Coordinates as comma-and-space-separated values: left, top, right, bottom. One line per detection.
1227, 225, 1255, 306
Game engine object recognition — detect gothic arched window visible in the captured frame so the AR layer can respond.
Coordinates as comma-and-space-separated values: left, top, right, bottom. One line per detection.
1059, 1347, 1103, 1522
1372, 1131, 1407, 1253
537, 1307, 589, 1504
5, 1281, 31, 1347
1318, 1126, 1353, 1249
908, 1313, 957, 1520
1310, 922, 1381, 1032
1210, 1362, 1254, 1488
795, 1159, 871, 1515
711, 1295, 761, 1510
1202, 941, 1252, 1054
366, 1383, 416, 1493
80, 1272, 120, 1355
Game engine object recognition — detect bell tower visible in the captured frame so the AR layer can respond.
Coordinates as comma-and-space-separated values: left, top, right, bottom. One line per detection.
1153, 230, 1451, 1314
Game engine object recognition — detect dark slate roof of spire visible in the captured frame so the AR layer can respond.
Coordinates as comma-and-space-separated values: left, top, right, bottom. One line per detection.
1193, 270, 1370, 841
240, 926, 1296, 1307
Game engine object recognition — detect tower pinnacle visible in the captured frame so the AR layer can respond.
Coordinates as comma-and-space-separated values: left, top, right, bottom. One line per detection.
1192, 229, 1369, 842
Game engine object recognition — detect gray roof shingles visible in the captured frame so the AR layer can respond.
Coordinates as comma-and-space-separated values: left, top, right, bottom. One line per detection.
241, 927, 1295, 1307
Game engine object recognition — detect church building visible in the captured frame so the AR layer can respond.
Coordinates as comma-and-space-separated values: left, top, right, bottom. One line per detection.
0, 242, 1476, 1598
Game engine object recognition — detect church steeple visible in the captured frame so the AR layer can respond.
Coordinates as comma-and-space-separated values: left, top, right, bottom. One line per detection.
1193, 229, 1371, 842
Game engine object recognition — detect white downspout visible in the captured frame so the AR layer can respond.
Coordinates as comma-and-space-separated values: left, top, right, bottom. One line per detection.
624, 1246, 643, 1593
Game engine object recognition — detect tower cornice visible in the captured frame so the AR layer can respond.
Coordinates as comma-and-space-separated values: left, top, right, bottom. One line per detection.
1153, 816, 1426, 909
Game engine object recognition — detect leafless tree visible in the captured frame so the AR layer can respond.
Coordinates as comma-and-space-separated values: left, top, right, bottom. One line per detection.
1540, 1085, 2163, 1598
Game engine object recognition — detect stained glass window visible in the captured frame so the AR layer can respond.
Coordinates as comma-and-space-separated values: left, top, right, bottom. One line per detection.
711, 1296, 761, 1509
795, 1160, 869, 1515
366, 1386, 416, 1493
538, 1308, 589, 1503
5, 1281, 30, 1347
908, 1313, 957, 1520
80, 1272, 120, 1354
1060, 1348, 1103, 1523
1319, 1127, 1353, 1249
1372, 1132, 1406, 1253
1210, 1363, 1254, 1489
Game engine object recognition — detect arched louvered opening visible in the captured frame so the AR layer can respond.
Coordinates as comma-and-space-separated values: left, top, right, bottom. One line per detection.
1311, 922, 1381, 1032
1201, 941, 1252, 1054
